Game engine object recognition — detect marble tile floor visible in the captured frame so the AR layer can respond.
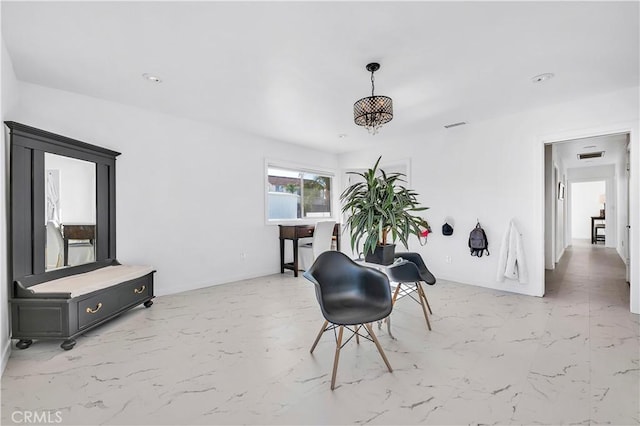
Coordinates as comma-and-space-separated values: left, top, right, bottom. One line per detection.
2, 243, 638, 425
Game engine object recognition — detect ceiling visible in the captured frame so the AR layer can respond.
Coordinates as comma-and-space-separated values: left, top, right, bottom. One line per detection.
2, 1, 639, 154
555, 133, 628, 171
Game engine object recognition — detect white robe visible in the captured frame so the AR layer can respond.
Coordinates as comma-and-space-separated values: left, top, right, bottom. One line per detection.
497, 220, 528, 284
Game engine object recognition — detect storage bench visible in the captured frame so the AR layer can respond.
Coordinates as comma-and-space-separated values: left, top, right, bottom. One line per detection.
11, 262, 156, 350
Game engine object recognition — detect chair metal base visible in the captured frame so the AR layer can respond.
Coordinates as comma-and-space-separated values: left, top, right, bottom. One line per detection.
310, 320, 392, 390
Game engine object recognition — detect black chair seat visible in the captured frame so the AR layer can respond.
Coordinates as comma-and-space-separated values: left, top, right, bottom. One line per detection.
394, 252, 436, 285
322, 296, 391, 325
385, 260, 422, 284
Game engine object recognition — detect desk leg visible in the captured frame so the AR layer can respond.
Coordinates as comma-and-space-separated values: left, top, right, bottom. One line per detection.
591, 218, 595, 244
279, 238, 285, 274
292, 238, 299, 277
63, 238, 69, 266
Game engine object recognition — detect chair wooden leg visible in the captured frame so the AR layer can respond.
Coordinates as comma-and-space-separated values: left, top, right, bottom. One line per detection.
364, 323, 393, 373
310, 320, 329, 353
416, 283, 432, 331
422, 288, 433, 314
331, 326, 344, 390
392, 283, 402, 304
354, 325, 360, 344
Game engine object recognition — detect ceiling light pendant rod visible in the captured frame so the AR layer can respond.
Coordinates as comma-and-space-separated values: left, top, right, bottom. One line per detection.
370, 69, 375, 97
353, 62, 393, 135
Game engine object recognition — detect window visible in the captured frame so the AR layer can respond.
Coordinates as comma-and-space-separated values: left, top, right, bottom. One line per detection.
267, 164, 333, 221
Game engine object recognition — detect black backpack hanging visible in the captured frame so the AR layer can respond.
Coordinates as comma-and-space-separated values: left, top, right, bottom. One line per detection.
469, 222, 489, 257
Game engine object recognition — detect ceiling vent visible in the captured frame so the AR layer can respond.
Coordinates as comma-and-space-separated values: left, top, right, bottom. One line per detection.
578, 151, 605, 160
444, 121, 467, 129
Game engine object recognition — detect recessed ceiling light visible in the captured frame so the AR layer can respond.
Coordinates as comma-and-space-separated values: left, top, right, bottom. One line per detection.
338, 133, 348, 139
583, 145, 597, 149
142, 73, 162, 83
531, 73, 554, 84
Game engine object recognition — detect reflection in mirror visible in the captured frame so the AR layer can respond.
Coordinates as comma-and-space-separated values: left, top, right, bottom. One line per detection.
44, 153, 97, 271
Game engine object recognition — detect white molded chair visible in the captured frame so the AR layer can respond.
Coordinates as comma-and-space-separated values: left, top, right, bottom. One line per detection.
46, 221, 64, 269
299, 220, 336, 271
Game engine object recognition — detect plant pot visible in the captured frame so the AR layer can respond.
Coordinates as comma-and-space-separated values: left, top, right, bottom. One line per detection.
365, 244, 396, 265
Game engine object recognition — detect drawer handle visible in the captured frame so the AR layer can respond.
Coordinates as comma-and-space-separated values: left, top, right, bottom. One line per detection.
86, 303, 102, 314
134, 285, 146, 294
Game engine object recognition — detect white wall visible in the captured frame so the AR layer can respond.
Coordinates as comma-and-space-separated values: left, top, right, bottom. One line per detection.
567, 165, 616, 248
618, 140, 630, 266
8, 82, 339, 298
554, 149, 568, 263
339, 86, 639, 308
570, 181, 605, 239
544, 145, 554, 269
1, 38, 20, 373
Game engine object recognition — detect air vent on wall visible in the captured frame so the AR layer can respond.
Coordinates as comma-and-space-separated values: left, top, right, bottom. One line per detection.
578, 151, 605, 160
444, 121, 467, 129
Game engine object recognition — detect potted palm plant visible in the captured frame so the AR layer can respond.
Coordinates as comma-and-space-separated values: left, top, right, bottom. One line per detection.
340, 156, 429, 265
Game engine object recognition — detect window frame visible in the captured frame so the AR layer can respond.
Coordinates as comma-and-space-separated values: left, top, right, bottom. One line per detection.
265, 158, 337, 225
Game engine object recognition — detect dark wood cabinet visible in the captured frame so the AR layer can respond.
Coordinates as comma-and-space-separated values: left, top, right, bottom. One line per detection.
6, 122, 155, 351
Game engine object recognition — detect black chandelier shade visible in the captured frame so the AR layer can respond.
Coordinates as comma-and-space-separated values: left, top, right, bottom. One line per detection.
353, 95, 393, 127
353, 62, 393, 134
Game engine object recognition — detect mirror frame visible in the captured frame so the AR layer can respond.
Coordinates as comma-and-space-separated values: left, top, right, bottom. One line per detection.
6, 122, 121, 290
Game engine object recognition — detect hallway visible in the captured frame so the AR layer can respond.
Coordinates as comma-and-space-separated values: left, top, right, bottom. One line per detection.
546, 239, 630, 308
543, 240, 638, 424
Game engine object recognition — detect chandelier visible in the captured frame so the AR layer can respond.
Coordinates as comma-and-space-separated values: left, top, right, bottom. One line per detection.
353, 62, 393, 135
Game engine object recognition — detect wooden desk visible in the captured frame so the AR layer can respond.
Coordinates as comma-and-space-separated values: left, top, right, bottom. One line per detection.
61, 224, 95, 266
591, 216, 605, 244
279, 224, 340, 277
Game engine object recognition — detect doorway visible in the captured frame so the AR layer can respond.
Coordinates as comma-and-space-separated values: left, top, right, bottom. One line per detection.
544, 132, 631, 305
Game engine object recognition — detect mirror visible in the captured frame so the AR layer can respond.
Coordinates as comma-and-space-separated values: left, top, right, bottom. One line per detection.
44, 153, 97, 271
7, 121, 120, 284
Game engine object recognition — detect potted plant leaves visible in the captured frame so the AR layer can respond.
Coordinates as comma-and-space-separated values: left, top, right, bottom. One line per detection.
340, 156, 429, 265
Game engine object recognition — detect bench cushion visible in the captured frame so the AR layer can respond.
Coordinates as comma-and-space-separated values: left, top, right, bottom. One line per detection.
28, 265, 155, 298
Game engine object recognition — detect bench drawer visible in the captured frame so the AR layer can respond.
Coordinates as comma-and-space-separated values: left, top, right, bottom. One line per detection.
119, 276, 152, 306
78, 290, 120, 330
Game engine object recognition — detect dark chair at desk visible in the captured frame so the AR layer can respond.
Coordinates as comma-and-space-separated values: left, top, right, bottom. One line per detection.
591, 216, 605, 244
303, 251, 393, 390
61, 223, 96, 266
595, 224, 606, 243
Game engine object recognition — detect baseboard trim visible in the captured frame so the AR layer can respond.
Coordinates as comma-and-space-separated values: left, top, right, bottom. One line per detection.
1, 337, 11, 375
